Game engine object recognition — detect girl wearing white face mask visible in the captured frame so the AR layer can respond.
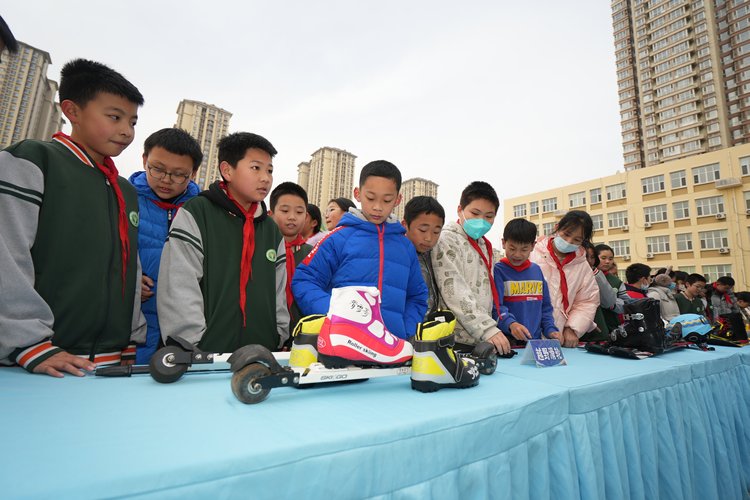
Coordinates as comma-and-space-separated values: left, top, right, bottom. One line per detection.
530, 210, 600, 348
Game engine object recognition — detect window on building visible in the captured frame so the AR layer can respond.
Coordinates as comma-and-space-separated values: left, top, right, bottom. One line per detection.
702, 265, 732, 283
591, 214, 604, 231
741, 156, 750, 176
609, 240, 630, 257
644, 204, 668, 223
590, 188, 602, 204
530, 201, 539, 215
673, 200, 690, 219
606, 183, 627, 201
608, 210, 629, 228
513, 204, 527, 217
698, 230, 729, 250
543, 222, 555, 236
676, 233, 693, 252
542, 197, 558, 213
744, 191, 750, 211
670, 170, 687, 188
695, 195, 725, 216
692, 163, 721, 184
569, 191, 586, 208
641, 174, 665, 194
646, 235, 670, 254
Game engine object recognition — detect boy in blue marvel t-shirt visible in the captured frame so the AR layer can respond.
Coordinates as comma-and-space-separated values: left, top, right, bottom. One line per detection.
494, 218, 559, 342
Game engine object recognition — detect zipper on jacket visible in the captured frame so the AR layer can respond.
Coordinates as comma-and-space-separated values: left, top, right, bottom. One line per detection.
377, 224, 385, 293
90, 177, 117, 361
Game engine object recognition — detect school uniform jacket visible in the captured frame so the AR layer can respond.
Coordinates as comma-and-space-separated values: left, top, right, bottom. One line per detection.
0, 138, 146, 371
157, 182, 289, 352
530, 236, 600, 337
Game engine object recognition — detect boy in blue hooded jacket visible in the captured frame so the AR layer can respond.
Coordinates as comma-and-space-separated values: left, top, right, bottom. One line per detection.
292, 160, 428, 339
128, 128, 202, 363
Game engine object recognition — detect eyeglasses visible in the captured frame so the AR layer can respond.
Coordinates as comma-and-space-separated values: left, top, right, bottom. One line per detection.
146, 164, 191, 184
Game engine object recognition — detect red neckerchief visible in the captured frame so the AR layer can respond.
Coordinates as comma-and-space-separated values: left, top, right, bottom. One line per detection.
500, 257, 531, 272
546, 237, 576, 311
150, 199, 184, 223
53, 132, 129, 293
284, 234, 307, 309
713, 282, 733, 305
220, 182, 258, 327
464, 231, 500, 314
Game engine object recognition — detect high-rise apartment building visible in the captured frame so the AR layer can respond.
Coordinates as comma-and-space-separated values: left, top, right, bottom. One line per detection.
175, 99, 232, 190
0, 42, 62, 148
394, 177, 439, 221
297, 147, 356, 209
613, 0, 750, 171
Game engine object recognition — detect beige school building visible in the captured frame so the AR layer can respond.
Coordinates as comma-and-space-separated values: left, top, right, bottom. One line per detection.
505, 143, 750, 288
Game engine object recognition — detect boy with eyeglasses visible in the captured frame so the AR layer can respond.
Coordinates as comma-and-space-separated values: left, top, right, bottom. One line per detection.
128, 128, 202, 363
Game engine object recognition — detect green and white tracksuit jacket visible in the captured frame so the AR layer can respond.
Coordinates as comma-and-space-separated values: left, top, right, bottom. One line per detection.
157, 182, 289, 352
0, 138, 146, 371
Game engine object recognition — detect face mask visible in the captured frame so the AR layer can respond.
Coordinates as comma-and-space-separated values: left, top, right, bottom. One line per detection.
668, 282, 677, 291
553, 235, 579, 254
641, 283, 650, 291
462, 217, 492, 240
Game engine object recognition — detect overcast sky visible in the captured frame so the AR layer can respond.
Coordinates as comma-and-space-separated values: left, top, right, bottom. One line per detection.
5, 1, 624, 242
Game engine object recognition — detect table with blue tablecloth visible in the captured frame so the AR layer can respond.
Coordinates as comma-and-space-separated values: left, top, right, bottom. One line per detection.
2, 346, 749, 499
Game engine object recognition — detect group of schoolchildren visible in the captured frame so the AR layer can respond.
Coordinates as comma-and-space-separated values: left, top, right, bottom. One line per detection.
5, 58, 742, 379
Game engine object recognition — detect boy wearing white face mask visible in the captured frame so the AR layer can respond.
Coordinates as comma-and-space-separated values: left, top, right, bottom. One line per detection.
432, 181, 512, 354
529, 210, 600, 348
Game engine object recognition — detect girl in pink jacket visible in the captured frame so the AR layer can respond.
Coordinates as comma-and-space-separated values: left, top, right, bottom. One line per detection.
530, 210, 600, 347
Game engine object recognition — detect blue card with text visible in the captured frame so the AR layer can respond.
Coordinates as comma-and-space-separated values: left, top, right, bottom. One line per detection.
521, 339, 567, 367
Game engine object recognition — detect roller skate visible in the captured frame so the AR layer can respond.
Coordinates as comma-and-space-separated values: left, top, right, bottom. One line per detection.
410, 311, 481, 392
316, 286, 413, 368
289, 314, 326, 369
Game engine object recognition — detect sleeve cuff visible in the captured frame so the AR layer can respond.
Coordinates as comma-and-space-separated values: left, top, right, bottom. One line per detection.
120, 343, 137, 362
13, 341, 63, 372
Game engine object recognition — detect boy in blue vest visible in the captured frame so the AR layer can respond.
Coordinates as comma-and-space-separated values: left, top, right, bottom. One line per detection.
129, 128, 202, 364
494, 218, 558, 342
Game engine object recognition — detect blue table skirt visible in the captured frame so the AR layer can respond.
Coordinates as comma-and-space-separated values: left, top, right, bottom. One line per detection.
2, 347, 749, 499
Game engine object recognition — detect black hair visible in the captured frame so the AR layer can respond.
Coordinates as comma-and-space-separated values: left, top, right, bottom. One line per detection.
686, 273, 707, 285
359, 160, 402, 191
503, 218, 537, 245
594, 243, 614, 256
459, 181, 499, 211
582, 240, 599, 268
404, 196, 445, 225
736, 291, 750, 303
556, 210, 593, 243
218, 132, 277, 181
625, 263, 651, 284
673, 271, 688, 283
716, 276, 735, 287
328, 197, 356, 213
656, 267, 669, 276
306, 203, 322, 234
143, 128, 203, 172
59, 59, 144, 107
270, 182, 308, 211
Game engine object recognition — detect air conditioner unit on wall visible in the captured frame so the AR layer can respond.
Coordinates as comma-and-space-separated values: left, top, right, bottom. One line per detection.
644, 222, 652, 228
719, 247, 730, 254
646, 252, 655, 259
715, 213, 726, 220
746, 209, 750, 216
622, 255, 631, 261
621, 225, 629, 231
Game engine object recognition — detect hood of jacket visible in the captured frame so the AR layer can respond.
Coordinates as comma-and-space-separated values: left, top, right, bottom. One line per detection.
128, 170, 200, 204
201, 180, 268, 222
338, 209, 406, 235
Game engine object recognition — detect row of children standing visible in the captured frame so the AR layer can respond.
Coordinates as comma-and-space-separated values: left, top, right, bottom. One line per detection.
0, 58, 604, 378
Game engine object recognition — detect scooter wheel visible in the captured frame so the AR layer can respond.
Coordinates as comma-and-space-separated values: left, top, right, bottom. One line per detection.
479, 352, 497, 375
232, 363, 271, 404
149, 346, 188, 384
